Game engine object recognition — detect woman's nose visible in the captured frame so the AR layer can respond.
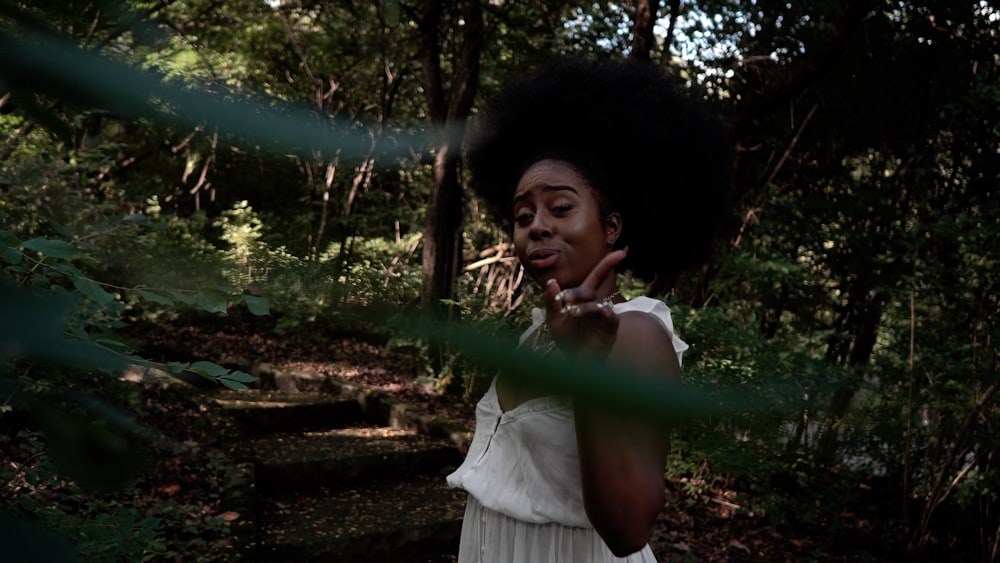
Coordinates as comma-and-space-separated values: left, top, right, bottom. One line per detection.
529, 213, 551, 240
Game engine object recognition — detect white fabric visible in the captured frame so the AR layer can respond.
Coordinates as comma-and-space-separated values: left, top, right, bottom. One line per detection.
456, 496, 657, 563
517, 297, 688, 367
446, 296, 687, 563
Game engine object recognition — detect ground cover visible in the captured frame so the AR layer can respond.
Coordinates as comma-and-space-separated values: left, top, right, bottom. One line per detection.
128, 313, 904, 562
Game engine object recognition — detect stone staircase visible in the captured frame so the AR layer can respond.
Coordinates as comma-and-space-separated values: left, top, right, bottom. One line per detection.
206, 365, 471, 562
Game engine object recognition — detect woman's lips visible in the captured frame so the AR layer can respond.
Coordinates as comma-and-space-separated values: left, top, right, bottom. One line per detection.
528, 249, 559, 269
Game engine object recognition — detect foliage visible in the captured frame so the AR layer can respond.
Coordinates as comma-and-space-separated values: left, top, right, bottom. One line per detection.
0, 0, 998, 559
0, 6, 271, 557
0, 210, 259, 557
1, 391, 236, 562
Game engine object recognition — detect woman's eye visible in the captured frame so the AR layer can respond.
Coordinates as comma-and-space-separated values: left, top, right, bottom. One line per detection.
551, 203, 573, 214
514, 212, 533, 225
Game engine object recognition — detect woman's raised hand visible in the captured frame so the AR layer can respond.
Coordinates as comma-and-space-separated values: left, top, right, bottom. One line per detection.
543, 249, 627, 356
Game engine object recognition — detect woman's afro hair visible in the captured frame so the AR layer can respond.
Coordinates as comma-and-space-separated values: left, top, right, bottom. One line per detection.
465, 57, 734, 283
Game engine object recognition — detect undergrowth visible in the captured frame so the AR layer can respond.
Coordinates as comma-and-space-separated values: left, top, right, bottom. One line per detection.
0, 375, 238, 561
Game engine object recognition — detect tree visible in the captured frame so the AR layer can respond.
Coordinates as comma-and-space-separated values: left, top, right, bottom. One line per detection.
416, 0, 484, 317
3, 0, 998, 556
628, 0, 660, 62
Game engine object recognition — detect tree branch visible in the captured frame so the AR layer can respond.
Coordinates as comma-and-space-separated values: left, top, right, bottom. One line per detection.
418, 0, 447, 125
447, 0, 484, 122
658, 0, 681, 65
916, 381, 1000, 543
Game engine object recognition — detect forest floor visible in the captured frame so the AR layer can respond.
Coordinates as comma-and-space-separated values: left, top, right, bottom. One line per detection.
131, 312, 906, 563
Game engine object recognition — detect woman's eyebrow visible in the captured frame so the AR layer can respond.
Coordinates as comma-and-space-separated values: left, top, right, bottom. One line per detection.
512, 185, 579, 205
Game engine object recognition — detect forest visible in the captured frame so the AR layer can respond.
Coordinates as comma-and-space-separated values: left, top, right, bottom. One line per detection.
0, 0, 997, 561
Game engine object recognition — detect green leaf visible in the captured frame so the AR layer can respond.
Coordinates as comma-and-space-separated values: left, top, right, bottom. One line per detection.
16, 495, 39, 512
0, 230, 22, 263
241, 294, 270, 316
168, 290, 196, 305
167, 362, 186, 374
49, 221, 72, 239
0, 30, 405, 162
49, 263, 85, 278
94, 338, 130, 352
0, 510, 78, 563
0, 284, 125, 372
222, 370, 256, 383
71, 277, 116, 306
121, 213, 148, 223
190, 361, 228, 378
20, 237, 77, 259
137, 289, 174, 306
219, 378, 249, 391
196, 290, 229, 314
0, 230, 20, 247
34, 405, 145, 492
0, 246, 22, 265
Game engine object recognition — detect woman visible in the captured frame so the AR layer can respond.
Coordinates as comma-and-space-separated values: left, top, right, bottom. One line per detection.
447, 58, 733, 562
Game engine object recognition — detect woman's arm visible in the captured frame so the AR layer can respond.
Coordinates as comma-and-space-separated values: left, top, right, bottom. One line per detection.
541, 250, 679, 555
575, 311, 680, 556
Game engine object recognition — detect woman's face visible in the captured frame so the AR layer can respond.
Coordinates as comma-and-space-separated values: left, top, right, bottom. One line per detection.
512, 159, 618, 290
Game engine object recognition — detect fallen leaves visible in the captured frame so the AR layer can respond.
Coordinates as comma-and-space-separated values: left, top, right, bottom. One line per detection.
128, 316, 892, 563
728, 539, 751, 553
157, 483, 182, 496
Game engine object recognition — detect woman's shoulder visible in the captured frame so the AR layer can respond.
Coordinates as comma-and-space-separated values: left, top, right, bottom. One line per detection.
613, 297, 689, 367
615, 309, 674, 347
613, 295, 667, 313
612, 296, 676, 333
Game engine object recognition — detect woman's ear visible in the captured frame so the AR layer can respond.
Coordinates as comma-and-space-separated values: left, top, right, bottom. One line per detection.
604, 212, 622, 245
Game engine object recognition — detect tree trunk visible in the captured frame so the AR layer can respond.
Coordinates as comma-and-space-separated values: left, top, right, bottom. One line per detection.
416, 0, 484, 390
417, 0, 484, 318
815, 290, 886, 466
628, 0, 659, 62
421, 145, 464, 315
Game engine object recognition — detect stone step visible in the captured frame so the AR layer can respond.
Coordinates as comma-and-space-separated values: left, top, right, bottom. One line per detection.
212, 381, 473, 456
213, 392, 365, 437
252, 426, 463, 495
257, 473, 465, 563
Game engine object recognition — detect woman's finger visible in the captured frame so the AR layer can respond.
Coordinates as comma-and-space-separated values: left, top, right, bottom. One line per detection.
580, 249, 627, 294
543, 278, 563, 318
566, 300, 620, 324
554, 285, 596, 309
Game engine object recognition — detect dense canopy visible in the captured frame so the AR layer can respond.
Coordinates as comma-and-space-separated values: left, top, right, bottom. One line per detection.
0, 0, 997, 560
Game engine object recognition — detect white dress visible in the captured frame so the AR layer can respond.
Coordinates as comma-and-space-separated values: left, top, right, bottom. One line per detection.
446, 297, 688, 563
